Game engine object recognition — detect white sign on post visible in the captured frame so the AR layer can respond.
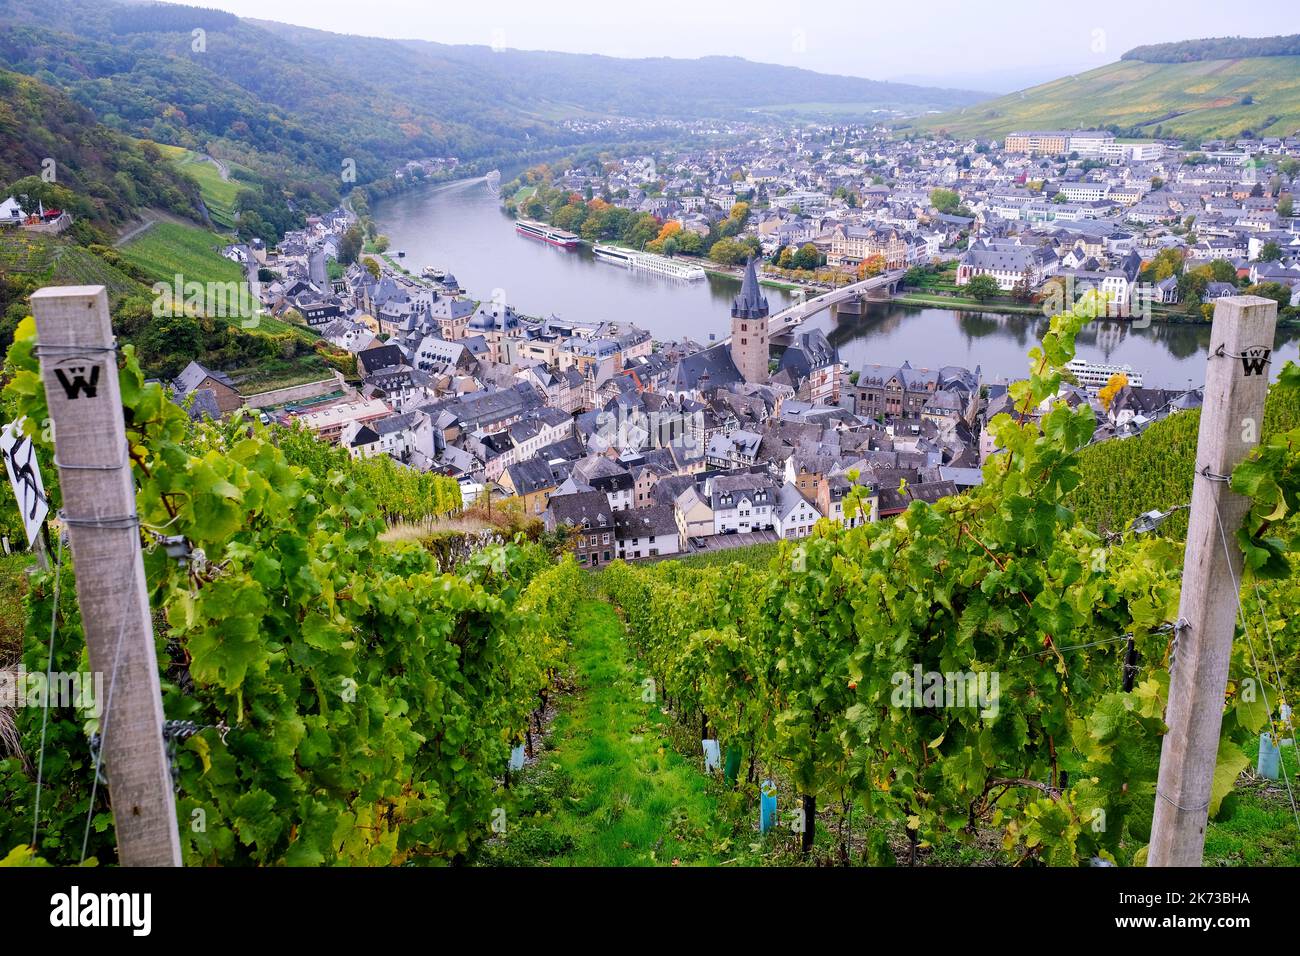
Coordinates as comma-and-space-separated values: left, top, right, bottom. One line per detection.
1, 418, 49, 546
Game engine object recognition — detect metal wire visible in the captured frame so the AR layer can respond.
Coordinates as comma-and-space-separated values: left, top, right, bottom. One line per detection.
1213, 500, 1300, 836
30, 532, 64, 849
80, 554, 135, 864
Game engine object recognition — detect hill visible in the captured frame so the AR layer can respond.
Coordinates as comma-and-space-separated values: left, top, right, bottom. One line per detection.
0, 69, 199, 231
914, 52, 1300, 141
0, 0, 984, 200
1122, 34, 1300, 64
387, 41, 989, 118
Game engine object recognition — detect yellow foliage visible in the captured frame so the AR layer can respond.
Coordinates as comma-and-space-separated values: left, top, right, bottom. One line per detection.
1098, 372, 1129, 410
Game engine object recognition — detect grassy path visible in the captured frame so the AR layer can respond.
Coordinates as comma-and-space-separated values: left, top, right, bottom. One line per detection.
480, 598, 732, 866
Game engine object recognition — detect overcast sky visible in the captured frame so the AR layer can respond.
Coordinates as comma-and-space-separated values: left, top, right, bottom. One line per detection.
195, 0, 1300, 92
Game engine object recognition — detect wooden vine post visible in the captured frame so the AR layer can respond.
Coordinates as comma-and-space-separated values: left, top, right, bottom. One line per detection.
1147, 295, 1277, 866
30, 285, 182, 866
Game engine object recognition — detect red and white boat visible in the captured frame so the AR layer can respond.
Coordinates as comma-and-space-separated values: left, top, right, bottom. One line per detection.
515, 218, 581, 248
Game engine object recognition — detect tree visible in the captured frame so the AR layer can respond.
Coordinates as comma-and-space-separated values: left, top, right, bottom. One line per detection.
708, 237, 748, 266
373, 234, 390, 253
1208, 259, 1237, 283
362, 256, 381, 280
930, 188, 961, 214
339, 224, 364, 265
1257, 241, 1282, 262
1279, 195, 1294, 219
1098, 372, 1129, 411
1177, 267, 1209, 302
1244, 282, 1292, 311
857, 254, 886, 280
793, 242, 822, 270
966, 274, 1000, 301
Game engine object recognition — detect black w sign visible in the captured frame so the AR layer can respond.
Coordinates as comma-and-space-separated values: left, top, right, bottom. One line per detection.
1239, 346, 1271, 378
53, 359, 101, 400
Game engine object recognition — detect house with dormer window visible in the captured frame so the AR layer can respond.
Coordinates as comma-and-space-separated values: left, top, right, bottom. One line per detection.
544, 490, 615, 568
707, 473, 776, 535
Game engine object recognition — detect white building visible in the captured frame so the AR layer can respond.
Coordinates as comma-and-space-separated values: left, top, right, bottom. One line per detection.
773, 483, 821, 540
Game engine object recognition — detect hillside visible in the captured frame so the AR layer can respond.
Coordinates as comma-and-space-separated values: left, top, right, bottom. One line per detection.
0, 0, 983, 200
387, 41, 988, 117
0, 69, 199, 230
915, 53, 1300, 141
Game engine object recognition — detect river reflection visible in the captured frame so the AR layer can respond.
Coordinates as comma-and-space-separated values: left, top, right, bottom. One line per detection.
376, 178, 1300, 389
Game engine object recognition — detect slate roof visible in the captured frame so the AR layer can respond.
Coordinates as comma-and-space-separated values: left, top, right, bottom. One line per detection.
358, 344, 405, 376
779, 327, 839, 379
545, 489, 614, 531
732, 257, 769, 320
505, 457, 563, 496
613, 503, 678, 540
666, 342, 744, 394
173, 361, 237, 396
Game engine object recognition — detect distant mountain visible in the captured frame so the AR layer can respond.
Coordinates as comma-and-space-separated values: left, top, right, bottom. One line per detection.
914, 39, 1300, 142
0, 0, 984, 200
384, 40, 990, 117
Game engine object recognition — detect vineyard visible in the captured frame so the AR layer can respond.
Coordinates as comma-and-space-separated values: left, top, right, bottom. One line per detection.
1, 296, 1298, 868
0, 316, 582, 864
591, 304, 1300, 866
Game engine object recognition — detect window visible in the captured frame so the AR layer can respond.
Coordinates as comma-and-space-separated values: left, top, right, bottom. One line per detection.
649, 536, 656, 544
602, 533, 610, 545
604, 551, 612, 562
589, 535, 598, 547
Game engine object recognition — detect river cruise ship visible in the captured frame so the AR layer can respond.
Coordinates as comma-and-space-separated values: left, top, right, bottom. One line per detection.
515, 219, 581, 248
593, 244, 706, 280
1064, 358, 1144, 392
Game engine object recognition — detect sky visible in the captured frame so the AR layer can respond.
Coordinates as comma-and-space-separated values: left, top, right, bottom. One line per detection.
194, 0, 1300, 93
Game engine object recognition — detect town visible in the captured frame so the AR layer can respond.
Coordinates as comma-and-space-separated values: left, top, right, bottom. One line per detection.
134, 123, 1298, 565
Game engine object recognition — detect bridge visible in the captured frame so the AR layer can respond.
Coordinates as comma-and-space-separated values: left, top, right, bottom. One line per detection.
765, 269, 907, 338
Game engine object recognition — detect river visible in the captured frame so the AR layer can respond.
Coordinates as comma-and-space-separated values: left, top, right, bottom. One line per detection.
375, 177, 1299, 388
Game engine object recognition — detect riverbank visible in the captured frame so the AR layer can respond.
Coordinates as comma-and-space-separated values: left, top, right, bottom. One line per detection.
372, 175, 1298, 385
894, 292, 1046, 316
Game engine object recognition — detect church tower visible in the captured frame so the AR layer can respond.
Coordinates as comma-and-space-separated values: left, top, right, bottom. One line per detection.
730, 256, 770, 383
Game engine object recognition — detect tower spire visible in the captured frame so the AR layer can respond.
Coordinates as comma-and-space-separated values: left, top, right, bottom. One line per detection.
732, 256, 769, 320
729, 256, 770, 384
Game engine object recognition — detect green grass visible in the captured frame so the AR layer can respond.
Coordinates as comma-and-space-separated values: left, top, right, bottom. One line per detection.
1204, 738, 1300, 867
153, 144, 247, 229
895, 293, 1045, 316
474, 590, 1299, 867
119, 221, 244, 287
0, 553, 32, 666
477, 598, 733, 866
917, 55, 1300, 140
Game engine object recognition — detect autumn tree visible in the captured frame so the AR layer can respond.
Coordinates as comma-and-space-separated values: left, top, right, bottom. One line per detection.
857, 254, 886, 279
1098, 372, 1128, 411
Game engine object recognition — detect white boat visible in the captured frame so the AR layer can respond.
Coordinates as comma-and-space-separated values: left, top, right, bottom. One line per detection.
515, 219, 581, 248
592, 244, 706, 281
1065, 358, 1144, 391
